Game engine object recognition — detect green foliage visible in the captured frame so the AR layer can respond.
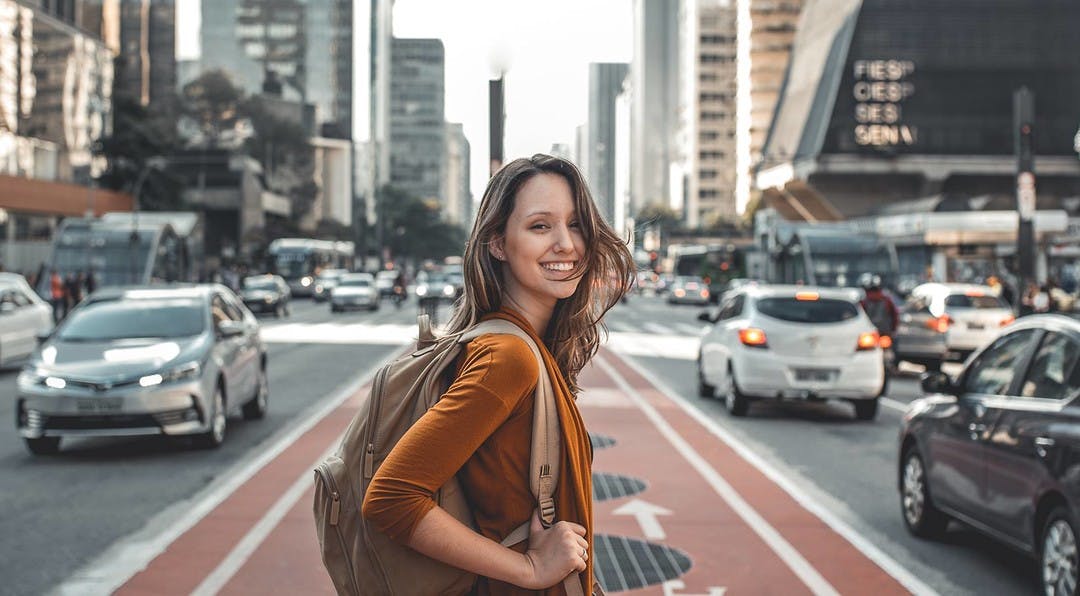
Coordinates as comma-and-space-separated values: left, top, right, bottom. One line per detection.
636, 202, 681, 231
180, 70, 245, 146
379, 186, 467, 263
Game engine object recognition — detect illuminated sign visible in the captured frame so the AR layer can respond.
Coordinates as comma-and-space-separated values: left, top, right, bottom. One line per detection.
852, 59, 916, 147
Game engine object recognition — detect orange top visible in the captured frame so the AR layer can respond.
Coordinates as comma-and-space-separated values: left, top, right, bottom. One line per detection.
363, 308, 594, 595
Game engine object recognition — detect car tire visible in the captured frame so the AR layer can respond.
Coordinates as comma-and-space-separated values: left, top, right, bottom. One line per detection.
242, 366, 269, 420
725, 365, 750, 417
697, 360, 715, 398
1040, 506, 1080, 596
900, 446, 949, 538
25, 436, 61, 455
853, 398, 879, 421
195, 385, 227, 449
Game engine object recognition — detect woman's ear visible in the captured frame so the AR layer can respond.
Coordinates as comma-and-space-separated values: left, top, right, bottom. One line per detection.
489, 237, 506, 261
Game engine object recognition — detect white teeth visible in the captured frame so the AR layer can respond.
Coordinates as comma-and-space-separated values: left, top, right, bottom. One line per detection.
542, 262, 575, 272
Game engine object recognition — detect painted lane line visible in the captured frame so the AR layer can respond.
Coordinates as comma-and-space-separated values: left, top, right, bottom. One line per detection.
595, 354, 841, 596
618, 353, 938, 596
191, 442, 338, 596
51, 349, 403, 596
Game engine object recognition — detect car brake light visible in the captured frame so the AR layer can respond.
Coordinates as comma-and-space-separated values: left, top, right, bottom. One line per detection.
857, 331, 880, 351
1000, 315, 1015, 327
964, 289, 985, 297
927, 314, 951, 333
795, 291, 819, 301
700, 289, 709, 298
738, 327, 768, 348
879, 335, 893, 349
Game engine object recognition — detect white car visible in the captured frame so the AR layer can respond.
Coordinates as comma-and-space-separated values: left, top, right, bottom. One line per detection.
697, 285, 886, 420
893, 283, 1015, 370
0, 273, 53, 366
330, 273, 380, 312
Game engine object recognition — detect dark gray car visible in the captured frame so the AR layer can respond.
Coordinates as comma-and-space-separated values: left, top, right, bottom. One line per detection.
898, 314, 1080, 595
16, 285, 268, 454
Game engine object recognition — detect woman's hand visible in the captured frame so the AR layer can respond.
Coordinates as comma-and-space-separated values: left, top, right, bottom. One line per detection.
518, 509, 588, 589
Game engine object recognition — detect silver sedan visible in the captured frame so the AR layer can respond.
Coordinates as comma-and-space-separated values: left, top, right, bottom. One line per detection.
16, 285, 268, 455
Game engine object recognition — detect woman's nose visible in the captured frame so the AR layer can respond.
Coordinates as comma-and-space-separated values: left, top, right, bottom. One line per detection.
552, 225, 574, 253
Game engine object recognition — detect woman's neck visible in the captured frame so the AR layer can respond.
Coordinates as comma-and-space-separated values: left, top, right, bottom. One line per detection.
501, 293, 553, 336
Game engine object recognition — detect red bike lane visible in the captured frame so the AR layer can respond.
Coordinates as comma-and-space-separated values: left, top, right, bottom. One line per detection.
113, 348, 922, 595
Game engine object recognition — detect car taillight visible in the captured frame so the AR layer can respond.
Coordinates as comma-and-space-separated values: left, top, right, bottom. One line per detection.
926, 314, 951, 333
879, 335, 893, 349
857, 331, 880, 351
1000, 315, 1015, 327
700, 289, 710, 298
738, 327, 768, 348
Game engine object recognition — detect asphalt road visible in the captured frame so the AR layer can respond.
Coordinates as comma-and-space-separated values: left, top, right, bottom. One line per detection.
0, 292, 1041, 595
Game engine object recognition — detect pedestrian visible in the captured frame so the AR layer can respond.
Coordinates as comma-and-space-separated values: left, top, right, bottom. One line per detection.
84, 270, 96, 296
362, 154, 634, 594
49, 270, 65, 322
65, 272, 82, 311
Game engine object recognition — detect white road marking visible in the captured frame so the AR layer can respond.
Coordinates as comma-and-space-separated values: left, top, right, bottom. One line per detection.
595, 354, 841, 596
260, 322, 415, 345
881, 397, 909, 413
643, 322, 672, 335
617, 354, 938, 596
613, 498, 672, 540
50, 351, 401, 596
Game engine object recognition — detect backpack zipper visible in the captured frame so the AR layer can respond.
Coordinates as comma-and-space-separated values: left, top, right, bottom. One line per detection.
315, 462, 360, 593
363, 366, 390, 479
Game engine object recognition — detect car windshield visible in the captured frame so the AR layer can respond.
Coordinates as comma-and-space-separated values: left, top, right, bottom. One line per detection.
756, 297, 859, 324
424, 274, 448, 285
244, 278, 277, 290
339, 277, 371, 287
945, 294, 1007, 309
58, 298, 206, 340
376, 271, 397, 281
677, 277, 703, 286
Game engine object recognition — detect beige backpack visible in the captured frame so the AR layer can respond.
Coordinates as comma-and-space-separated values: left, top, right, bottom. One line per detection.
313, 316, 584, 595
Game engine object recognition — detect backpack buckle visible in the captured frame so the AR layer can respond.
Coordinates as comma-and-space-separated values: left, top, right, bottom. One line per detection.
539, 498, 556, 527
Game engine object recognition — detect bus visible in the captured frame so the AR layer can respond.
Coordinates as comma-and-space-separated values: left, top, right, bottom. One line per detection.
37, 212, 199, 297
770, 226, 899, 290
669, 242, 762, 302
267, 238, 355, 297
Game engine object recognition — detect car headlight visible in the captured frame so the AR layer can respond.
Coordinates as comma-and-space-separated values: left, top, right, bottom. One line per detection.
416, 286, 428, 296
264, 296, 274, 303
301, 276, 313, 287
442, 285, 454, 297
141, 362, 201, 388
18, 367, 47, 387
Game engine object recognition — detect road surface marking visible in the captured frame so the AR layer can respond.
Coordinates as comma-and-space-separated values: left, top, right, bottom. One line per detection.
613, 499, 672, 540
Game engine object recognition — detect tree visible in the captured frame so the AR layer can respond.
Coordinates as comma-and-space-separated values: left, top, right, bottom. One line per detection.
95, 68, 186, 211
179, 70, 249, 148
242, 96, 317, 216
379, 186, 467, 266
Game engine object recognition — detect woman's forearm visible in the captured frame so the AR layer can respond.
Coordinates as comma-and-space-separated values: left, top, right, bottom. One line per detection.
407, 505, 532, 588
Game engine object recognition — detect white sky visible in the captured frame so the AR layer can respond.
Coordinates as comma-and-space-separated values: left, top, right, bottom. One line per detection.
175, 0, 633, 202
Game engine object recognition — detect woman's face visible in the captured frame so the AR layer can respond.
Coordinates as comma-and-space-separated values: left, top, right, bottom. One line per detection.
492, 173, 586, 310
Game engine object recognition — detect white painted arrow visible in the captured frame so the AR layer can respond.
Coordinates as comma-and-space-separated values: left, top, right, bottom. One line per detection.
612, 498, 672, 540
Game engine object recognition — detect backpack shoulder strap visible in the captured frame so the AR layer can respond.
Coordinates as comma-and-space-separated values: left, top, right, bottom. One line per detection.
460, 320, 584, 596
460, 319, 560, 526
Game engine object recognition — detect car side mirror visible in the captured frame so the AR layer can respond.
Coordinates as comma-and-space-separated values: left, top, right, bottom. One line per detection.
217, 320, 245, 338
920, 371, 956, 395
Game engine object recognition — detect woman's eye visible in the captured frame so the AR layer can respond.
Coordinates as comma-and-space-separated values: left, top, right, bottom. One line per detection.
530, 223, 549, 230
569, 221, 581, 229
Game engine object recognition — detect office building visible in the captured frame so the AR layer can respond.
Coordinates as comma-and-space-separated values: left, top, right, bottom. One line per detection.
389, 37, 445, 204
445, 122, 471, 226
587, 63, 629, 224
631, 0, 679, 215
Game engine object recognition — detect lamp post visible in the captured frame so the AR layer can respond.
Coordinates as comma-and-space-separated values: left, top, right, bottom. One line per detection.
1014, 87, 1036, 313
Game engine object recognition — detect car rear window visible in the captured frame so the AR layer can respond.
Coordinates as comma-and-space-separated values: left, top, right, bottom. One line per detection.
945, 294, 1007, 309
755, 297, 859, 324
59, 299, 206, 340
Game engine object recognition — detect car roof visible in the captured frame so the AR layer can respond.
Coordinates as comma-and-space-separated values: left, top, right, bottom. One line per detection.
912, 282, 994, 296
739, 284, 862, 302
1000, 313, 1080, 336
87, 284, 219, 302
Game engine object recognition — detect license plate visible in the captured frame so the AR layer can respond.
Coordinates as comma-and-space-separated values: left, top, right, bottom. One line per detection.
77, 398, 123, 413
795, 369, 834, 382
967, 323, 985, 330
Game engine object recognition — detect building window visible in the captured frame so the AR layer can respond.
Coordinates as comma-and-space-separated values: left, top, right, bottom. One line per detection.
700, 170, 718, 179
699, 189, 720, 199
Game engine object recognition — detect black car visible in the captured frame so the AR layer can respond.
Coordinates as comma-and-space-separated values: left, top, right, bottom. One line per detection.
240, 274, 291, 317
898, 314, 1080, 595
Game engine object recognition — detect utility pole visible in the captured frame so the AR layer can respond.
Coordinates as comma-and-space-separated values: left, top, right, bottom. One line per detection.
1013, 87, 1036, 312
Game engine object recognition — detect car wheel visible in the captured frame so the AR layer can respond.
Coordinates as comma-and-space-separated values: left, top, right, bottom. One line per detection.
196, 385, 227, 449
854, 398, 879, 421
242, 366, 269, 420
697, 359, 715, 398
1041, 506, 1080, 596
900, 446, 948, 538
25, 436, 61, 455
724, 364, 750, 417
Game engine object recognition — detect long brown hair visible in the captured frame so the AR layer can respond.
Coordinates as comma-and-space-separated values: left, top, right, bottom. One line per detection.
445, 154, 634, 393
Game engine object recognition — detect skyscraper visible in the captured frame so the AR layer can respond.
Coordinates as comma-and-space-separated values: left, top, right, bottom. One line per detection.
198, 0, 353, 136
445, 122, 472, 226
389, 38, 445, 204
588, 63, 629, 225
631, 0, 679, 215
